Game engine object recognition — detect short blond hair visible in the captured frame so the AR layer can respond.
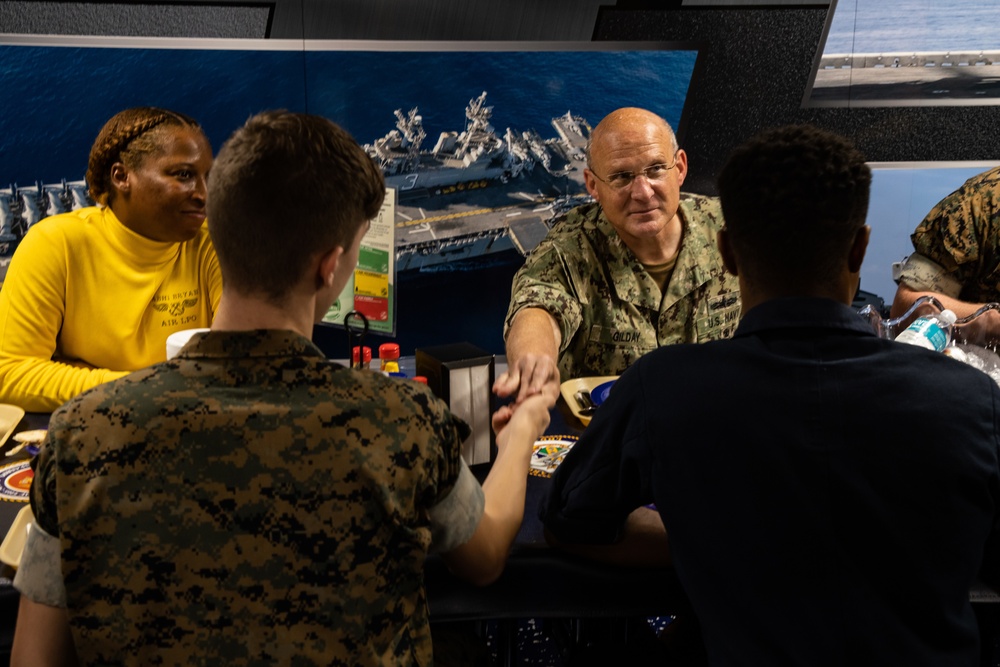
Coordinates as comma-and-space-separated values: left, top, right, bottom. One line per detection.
208, 111, 386, 301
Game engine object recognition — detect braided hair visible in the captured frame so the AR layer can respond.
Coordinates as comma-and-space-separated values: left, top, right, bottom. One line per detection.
85, 107, 203, 205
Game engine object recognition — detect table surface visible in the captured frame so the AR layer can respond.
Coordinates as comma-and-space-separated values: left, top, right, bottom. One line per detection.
426, 396, 1000, 623
0, 401, 690, 622
3, 400, 997, 627
423, 392, 694, 621
424, 471, 690, 622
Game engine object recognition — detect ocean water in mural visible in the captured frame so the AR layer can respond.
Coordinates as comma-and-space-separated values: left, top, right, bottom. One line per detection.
811, 0, 1000, 107
1, 44, 694, 191
825, 0, 1000, 54
0, 45, 308, 186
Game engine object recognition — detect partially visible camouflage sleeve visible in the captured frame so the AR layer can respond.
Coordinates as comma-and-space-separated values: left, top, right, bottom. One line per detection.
29, 428, 59, 538
13, 521, 66, 607
505, 197, 740, 380
504, 205, 589, 352
427, 461, 484, 553
893, 252, 963, 298
33, 329, 472, 667
906, 165, 1000, 302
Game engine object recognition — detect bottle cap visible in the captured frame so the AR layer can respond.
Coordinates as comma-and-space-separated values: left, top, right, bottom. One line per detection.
939, 309, 957, 326
378, 343, 400, 360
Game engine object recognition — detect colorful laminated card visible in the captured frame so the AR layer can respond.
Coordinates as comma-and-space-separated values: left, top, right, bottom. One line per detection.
323, 188, 396, 335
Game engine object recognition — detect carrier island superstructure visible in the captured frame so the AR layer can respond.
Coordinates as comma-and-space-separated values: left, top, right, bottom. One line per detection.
1, 91, 593, 279
364, 91, 593, 271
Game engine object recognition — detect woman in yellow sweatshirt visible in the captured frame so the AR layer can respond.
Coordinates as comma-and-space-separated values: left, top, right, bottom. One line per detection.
0, 107, 222, 412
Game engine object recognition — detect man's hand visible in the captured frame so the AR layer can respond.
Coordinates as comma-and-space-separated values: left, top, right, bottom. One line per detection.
492, 391, 553, 443
494, 353, 560, 405
501, 307, 562, 404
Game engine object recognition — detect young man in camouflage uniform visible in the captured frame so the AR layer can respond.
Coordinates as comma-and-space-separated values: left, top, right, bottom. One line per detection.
12, 111, 555, 666
498, 107, 740, 403
891, 165, 1000, 341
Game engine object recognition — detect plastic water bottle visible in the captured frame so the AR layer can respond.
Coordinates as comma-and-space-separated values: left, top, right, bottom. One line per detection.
894, 309, 958, 351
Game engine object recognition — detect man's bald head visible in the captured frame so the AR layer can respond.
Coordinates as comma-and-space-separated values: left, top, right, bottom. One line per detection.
586, 108, 678, 168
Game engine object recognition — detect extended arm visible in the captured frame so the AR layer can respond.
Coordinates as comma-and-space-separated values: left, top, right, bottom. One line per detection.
495, 307, 562, 404
441, 392, 554, 585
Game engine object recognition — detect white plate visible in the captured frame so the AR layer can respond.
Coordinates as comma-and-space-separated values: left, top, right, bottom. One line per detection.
0, 405, 25, 451
559, 376, 618, 426
0, 505, 34, 569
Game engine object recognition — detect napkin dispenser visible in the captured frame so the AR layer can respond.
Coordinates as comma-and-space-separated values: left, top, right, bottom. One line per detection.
415, 342, 495, 466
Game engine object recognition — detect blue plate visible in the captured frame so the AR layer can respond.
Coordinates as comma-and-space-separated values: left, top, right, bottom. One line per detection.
590, 380, 616, 407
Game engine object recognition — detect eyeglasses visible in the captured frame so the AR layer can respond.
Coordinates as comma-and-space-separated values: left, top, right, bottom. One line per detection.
591, 154, 679, 191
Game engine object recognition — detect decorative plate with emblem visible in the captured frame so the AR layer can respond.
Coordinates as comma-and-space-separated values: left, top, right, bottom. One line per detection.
529, 435, 578, 478
0, 460, 32, 502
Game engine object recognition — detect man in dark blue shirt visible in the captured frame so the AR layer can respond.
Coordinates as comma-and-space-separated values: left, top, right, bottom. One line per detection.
542, 124, 1000, 666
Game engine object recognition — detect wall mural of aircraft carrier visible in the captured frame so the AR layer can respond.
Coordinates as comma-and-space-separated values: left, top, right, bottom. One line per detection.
364, 91, 594, 272
0, 90, 593, 281
0, 180, 94, 283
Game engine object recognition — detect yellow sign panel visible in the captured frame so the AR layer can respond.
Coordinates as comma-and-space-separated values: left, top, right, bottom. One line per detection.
354, 269, 389, 298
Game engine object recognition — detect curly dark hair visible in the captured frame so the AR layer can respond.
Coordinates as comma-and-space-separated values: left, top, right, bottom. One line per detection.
207, 110, 386, 302
717, 124, 871, 291
85, 107, 203, 204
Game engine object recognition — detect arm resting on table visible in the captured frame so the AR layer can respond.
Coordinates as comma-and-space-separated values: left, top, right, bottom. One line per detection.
891, 281, 1000, 322
0, 357, 127, 413
892, 282, 1000, 345
545, 506, 670, 568
890, 253, 998, 323
0, 227, 127, 412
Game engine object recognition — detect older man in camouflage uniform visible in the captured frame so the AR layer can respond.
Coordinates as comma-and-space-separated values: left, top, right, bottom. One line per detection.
891, 165, 1000, 340
12, 112, 554, 666
497, 107, 740, 402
